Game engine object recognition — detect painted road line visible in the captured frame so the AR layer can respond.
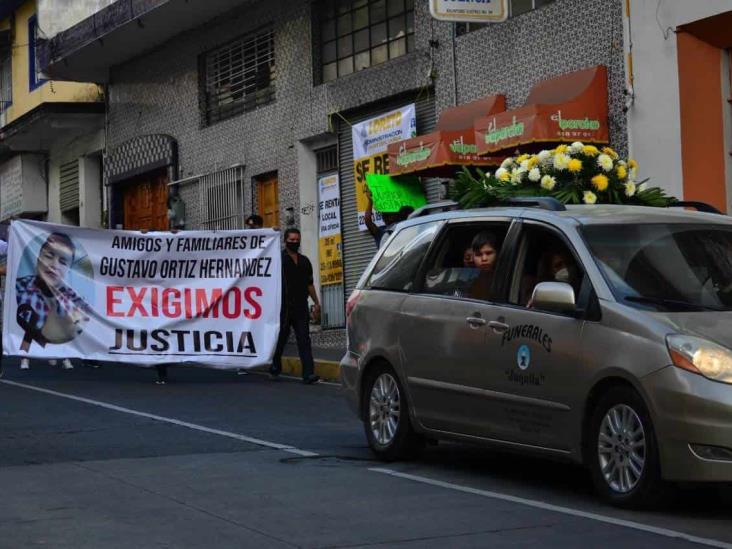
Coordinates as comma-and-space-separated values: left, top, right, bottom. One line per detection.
0, 379, 319, 458
369, 468, 732, 549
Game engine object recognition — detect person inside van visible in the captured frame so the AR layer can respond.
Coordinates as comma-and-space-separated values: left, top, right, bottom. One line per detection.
469, 231, 499, 300
526, 248, 579, 308
462, 245, 474, 267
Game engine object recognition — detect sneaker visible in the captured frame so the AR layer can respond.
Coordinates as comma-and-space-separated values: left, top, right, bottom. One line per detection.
48, 359, 58, 366
155, 380, 166, 385
61, 359, 74, 370
303, 374, 321, 385
237, 369, 249, 376
20, 359, 30, 370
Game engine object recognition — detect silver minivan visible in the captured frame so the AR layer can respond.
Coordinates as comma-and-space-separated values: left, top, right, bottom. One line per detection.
341, 200, 732, 507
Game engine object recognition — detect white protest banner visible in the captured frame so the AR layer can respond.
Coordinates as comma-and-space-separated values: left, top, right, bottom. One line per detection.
2, 220, 281, 369
352, 104, 416, 231
318, 173, 343, 286
429, 0, 508, 23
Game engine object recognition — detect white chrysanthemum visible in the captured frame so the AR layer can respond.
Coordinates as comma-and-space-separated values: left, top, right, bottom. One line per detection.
624, 181, 637, 197
528, 167, 541, 182
501, 157, 514, 169
540, 175, 556, 190
597, 154, 613, 172
553, 153, 570, 171
583, 191, 598, 204
617, 159, 627, 168
570, 141, 584, 153
520, 159, 530, 170
510, 168, 524, 185
537, 150, 552, 163
495, 167, 509, 182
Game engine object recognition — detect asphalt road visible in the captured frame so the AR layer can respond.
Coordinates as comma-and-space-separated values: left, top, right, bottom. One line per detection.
1, 359, 730, 549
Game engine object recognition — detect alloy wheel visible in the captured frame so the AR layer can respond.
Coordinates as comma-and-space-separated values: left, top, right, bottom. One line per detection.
597, 404, 647, 494
369, 373, 401, 446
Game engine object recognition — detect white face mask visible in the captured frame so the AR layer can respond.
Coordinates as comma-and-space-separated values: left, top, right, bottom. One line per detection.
554, 267, 570, 283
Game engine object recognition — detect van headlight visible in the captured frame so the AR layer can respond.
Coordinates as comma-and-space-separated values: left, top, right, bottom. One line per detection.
667, 335, 732, 384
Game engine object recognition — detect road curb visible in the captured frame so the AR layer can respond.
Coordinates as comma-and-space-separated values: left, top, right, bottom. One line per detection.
281, 356, 340, 382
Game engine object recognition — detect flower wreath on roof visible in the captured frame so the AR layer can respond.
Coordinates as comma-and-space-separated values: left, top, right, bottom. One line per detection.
452, 142, 676, 208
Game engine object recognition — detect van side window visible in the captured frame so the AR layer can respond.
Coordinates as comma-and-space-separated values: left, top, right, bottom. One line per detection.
420, 222, 510, 301
367, 221, 441, 292
510, 226, 584, 309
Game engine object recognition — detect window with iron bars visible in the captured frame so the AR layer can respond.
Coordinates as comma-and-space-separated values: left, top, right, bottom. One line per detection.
198, 166, 247, 229
316, 145, 338, 173
315, 0, 415, 84
455, 0, 555, 36
200, 27, 275, 126
0, 47, 11, 112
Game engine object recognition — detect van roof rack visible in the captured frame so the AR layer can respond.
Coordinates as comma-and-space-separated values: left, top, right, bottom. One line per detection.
496, 197, 566, 211
667, 201, 722, 215
408, 201, 460, 218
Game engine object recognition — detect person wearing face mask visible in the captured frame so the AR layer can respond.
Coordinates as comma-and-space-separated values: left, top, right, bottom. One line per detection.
270, 228, 321, 384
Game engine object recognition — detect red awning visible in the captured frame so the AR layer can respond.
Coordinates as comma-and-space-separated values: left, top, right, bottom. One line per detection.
474, 65, 609, 156
388, 94, 506, 177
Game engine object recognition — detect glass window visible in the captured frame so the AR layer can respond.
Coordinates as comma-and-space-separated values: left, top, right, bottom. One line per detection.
368, 222, 441, 292
509, 226, 584, 309
421, 223, 510, 301
28, 15, 47, 91
201, 27, 275, 125
456, 0, 555, 36
583, 224, 732, 312
316, 0, 415, 83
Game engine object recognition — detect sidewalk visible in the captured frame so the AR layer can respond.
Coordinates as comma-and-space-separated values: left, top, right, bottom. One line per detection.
281, 343, 343, 382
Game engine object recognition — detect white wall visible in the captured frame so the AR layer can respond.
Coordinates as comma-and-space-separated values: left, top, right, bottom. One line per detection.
37, 0, 116, 38
296, 135, 337, 297
623, 0, 732, 200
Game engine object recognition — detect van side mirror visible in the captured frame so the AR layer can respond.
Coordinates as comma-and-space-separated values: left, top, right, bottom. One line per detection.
531, 282, 576, 314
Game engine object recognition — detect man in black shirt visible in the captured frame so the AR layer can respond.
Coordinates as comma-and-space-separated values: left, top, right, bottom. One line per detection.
271, 228, 321, 384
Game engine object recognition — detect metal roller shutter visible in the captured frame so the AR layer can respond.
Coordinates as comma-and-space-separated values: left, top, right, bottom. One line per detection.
59, 159, 80, 213
338, 90, 437, 298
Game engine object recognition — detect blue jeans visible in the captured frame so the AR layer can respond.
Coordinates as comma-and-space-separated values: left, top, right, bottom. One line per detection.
271, 309, 315, 380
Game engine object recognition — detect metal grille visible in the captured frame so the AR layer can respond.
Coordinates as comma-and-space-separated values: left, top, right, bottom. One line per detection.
59, 159, 80, 213
321, 284, 345, 328
316, 146, 338, 173
203, 27, 275, 125
316, 0, 415, 83
338, 91, 437, 299
198, 166, 246, 229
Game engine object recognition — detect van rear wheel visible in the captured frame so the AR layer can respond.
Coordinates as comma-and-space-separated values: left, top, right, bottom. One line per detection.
363, 365, 422, 461
588, 386, 665, 507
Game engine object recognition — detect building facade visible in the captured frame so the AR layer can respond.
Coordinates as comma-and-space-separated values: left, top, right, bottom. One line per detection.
0, 0, 104, 228
44, 0, 632, 347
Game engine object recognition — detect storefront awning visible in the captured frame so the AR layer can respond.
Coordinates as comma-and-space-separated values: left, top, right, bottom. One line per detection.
387, 94, 506, 177
474, 65, 609, 156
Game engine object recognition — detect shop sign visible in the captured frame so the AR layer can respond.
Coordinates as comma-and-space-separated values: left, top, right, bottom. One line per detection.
429, 0, 509, 23
352, 104, 416, 232
318, 174, 343, 286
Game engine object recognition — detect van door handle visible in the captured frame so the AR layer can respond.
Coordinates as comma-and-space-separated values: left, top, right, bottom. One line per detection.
488, 320, 509, 334
466, 316, 486, 328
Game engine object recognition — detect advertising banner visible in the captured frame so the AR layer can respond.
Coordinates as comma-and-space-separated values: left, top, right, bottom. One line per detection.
2, 220, 281, 369
352, 104, 416, 231
318, 174, 343, 286
429, 0, 508, 22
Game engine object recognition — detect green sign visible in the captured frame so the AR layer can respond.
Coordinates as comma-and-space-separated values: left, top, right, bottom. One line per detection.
366, 174, 427, 213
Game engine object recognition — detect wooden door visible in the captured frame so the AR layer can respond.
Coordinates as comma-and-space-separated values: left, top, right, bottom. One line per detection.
257, 173, 279, 228
123, 172, 169, 231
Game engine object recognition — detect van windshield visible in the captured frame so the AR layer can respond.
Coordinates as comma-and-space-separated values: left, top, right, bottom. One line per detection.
582, 223, 732, 312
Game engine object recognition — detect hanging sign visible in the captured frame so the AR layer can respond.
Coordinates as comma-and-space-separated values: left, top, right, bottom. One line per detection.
429, 0, 509, 23
352, 104, 416, 231
2, 220, 281, 369
318, 173, 343, 286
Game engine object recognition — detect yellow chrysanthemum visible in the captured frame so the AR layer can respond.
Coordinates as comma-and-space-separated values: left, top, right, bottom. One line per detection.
591, 174, 609, 192
628, 159, 638, 169
568, 158, 583, 173
516, 153, 530, 164
582, 145, 599, 156
527, 156, 539, 169
496, 167, 511, 182
616, 165, 627, 180
602, 147, 619, 160
555, 144, 569, 154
